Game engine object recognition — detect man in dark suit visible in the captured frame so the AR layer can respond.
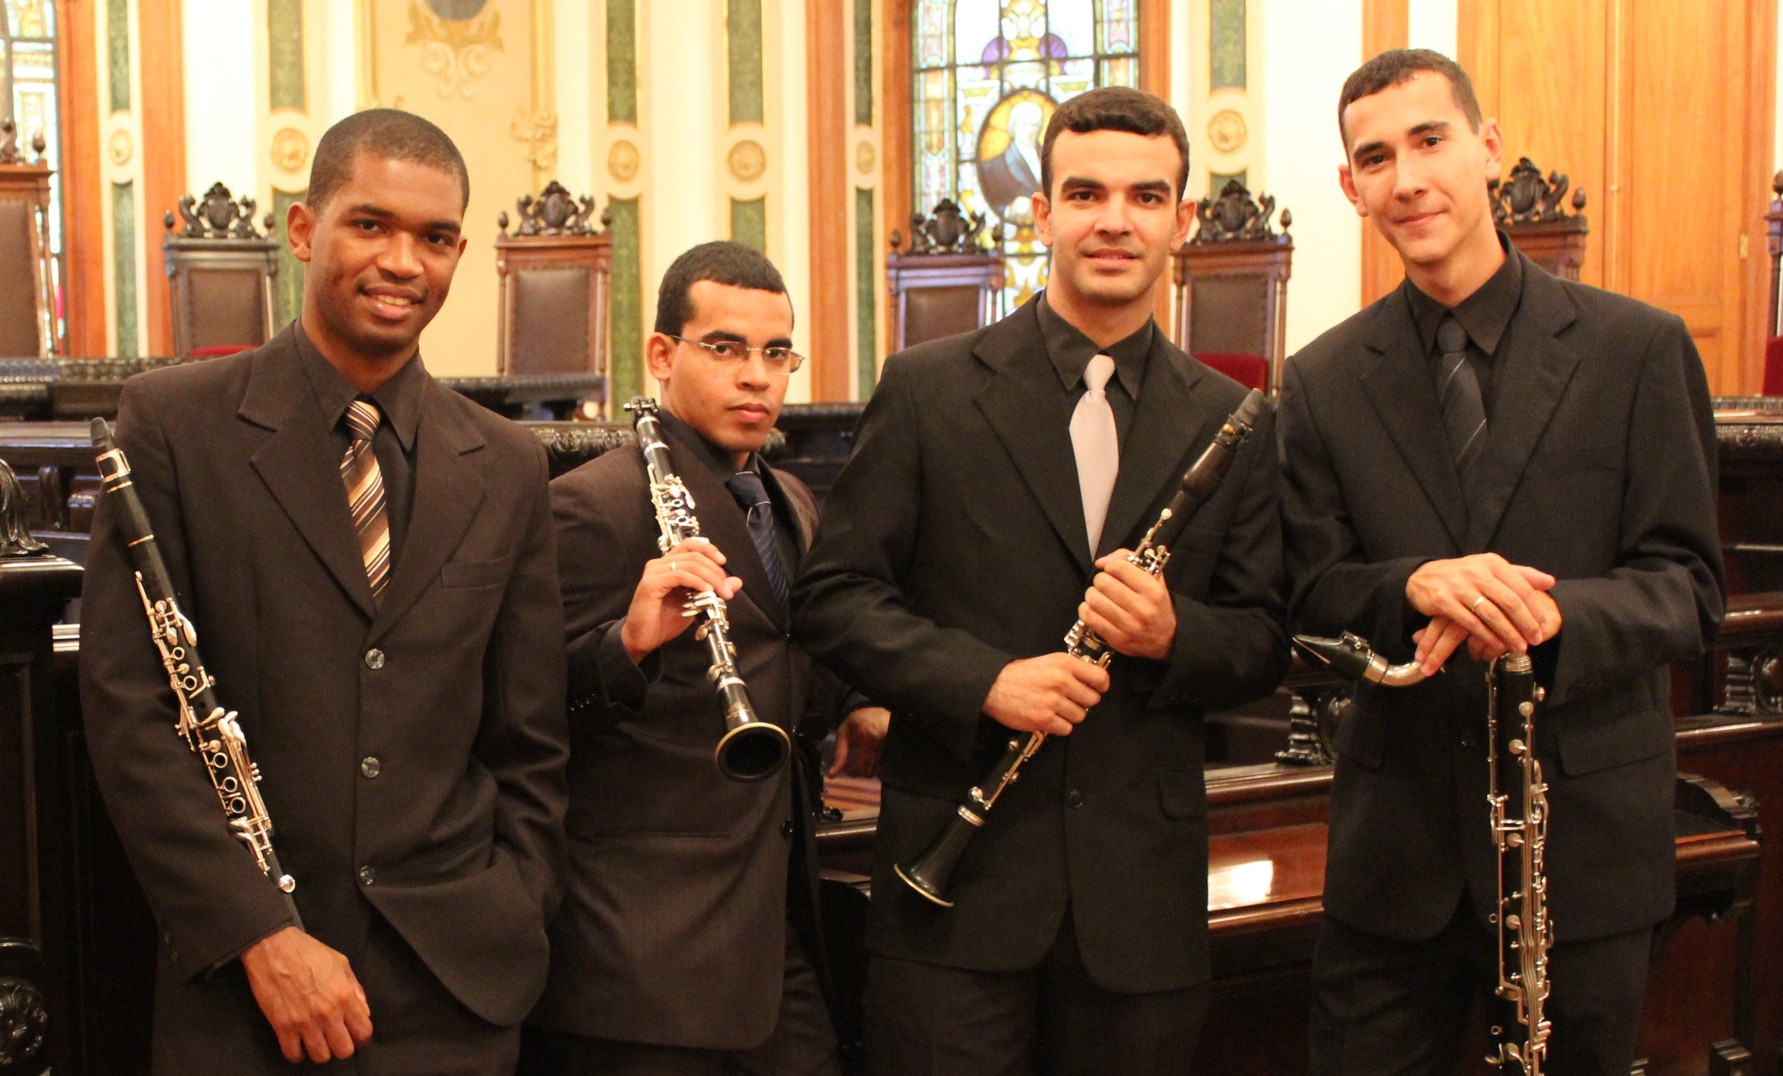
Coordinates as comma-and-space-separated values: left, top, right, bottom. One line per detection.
79, 109, 568, 1074
1279, 49, 1725, 1075
525, 241, 881, 1076
793, 87, 1287, 1074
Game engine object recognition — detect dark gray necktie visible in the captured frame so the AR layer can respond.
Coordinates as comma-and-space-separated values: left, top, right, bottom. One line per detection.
725, 470, 789, 617
1436, 314, 1486, 474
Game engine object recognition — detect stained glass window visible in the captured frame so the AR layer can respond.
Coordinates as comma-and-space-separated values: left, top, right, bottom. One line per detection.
913, 0, 1140, 313
3, 0, 65, 352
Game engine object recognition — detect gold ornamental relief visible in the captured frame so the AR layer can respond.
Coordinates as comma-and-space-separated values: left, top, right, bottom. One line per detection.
727, 139, 767, 183
270, 127, 310, 174
608, 139, 640, 183
510, 108, 558, 173
107, 128, 134, 166
855, 140, 877, 176
405, 0, 504, 99
1207, 109, 1248, 155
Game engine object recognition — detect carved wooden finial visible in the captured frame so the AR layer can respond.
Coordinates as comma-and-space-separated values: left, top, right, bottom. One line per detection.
0, 458, 50, 558
1489, 157, 1585, 227
904, 199, 988, 255
1190, 178, 1287, 244
166, 182, 273, 239
502, 181, 602, 237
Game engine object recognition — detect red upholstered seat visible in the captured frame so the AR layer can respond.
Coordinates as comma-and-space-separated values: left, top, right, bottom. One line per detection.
1195, 351, 1268, 393
1765, 336, 1783, 396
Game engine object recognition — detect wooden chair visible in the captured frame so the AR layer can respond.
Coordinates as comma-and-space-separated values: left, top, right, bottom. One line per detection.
162, 182, 280, 356
1172, 179, 1292, 394
0, 119, 58, 357
886, 199, 1004, 353
1491, 156, 1588, 281
494, 181, 611, 414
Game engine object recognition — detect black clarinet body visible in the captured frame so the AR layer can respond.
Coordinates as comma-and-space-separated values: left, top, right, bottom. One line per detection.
626, 397, 790, 783
895, 389, 1267, 907
90, 418, 302, 926
1293, 633, 1552, 1072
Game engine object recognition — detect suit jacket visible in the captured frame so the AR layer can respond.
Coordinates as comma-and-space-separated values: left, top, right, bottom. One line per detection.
1278, 253, 1726, 943
79, 326, 569, 1070
534, 420, 834, 1049
792, 297, 1287, 993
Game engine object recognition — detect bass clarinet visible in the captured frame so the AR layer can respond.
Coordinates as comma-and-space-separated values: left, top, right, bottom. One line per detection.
1294, 632, 1552, 1074
91, 418, 302, 926
627, 397, 790, 782
895, 388, 1266, 907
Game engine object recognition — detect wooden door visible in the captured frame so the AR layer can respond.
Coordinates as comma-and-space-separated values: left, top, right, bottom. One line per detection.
1458, 0, 1776, 394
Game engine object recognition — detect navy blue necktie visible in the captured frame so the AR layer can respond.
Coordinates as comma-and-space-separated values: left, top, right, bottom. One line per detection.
725, 470, 789, 617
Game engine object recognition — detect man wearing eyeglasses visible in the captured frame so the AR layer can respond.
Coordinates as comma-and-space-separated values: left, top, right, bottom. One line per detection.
524, 241, 882, 1075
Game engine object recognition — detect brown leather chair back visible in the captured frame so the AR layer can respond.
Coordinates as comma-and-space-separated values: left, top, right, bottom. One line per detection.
162, 182, 280, 356
1173, 179, 1292, 394
886, 199, 1004, 352
494, 182, 611, 411
0, 123, 57, 357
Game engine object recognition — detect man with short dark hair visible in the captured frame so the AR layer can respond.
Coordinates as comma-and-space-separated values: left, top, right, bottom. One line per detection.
794, 86, 1286, 1074
526, 241, 880, 1076
81, 108, 569, 1073
1280, 48, 1724, 1074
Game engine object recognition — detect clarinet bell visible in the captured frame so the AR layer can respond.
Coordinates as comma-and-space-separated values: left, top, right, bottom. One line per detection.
894, 807, 984, 908
715, 718, 791, 782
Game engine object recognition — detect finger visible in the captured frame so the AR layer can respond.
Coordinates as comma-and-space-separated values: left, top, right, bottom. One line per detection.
1041, 714, 1075, 736
324, 1014, 358, 1060
827, 735, 850, 778
300, 1021, 334, 1064
1512, 563, 1557, 590
275, 1028, 304, 1065
1420, 619, 1469, 675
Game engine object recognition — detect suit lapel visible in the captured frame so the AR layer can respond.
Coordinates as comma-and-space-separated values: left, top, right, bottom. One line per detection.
371, 379, 484, 637
242, 329, 381, 620
1358, 291, 1468, 550
1461, 257, 1581, 551
1098, 337, 1211, 557
972, 304, 1096, 570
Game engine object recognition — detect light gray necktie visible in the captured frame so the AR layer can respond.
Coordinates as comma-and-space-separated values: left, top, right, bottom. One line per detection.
1070, 353, 1120, 552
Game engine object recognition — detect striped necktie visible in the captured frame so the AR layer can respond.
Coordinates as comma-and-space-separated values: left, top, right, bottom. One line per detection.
1436, 314, 1486, 475
726, 469, 789, 617
341, 398, 391, 603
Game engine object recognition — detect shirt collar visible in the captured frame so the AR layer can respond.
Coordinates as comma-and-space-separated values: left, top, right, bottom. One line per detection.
656, 408, 763, 483
1404, 231, 1524, 358
1035, 290, 1152, 399
293, 324, 425, 451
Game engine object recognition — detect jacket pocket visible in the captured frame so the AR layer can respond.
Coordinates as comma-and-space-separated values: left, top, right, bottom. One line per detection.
441, 555, 513, 589
1555, 706, 1672, 777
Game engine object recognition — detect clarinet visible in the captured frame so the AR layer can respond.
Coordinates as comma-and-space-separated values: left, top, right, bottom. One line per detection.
626, 398, 790, 783
1294, 633, 1552, 1073
90, 419, 302, 927
895, 388, 1266, 907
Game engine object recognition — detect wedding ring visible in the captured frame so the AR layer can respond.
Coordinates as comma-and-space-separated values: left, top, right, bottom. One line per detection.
669, 560, 678, 573
1469, 595, 1488, 614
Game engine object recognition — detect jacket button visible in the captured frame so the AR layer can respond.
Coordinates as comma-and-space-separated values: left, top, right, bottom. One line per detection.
358, 866, 376, 886
780, 819, 795, 839
360, 756, 381, 779
1066, 788, 1086, 809
364, 648, 385, 670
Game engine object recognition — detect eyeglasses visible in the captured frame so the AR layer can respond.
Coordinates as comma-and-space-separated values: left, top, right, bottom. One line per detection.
667, 335, 805, 373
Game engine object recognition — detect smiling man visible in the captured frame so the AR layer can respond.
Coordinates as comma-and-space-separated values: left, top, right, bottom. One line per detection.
1279, 50, 1724, 1074
793, 88, 1286, 1074
81, 109, 569, 1074
527, 242, 882, 1076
